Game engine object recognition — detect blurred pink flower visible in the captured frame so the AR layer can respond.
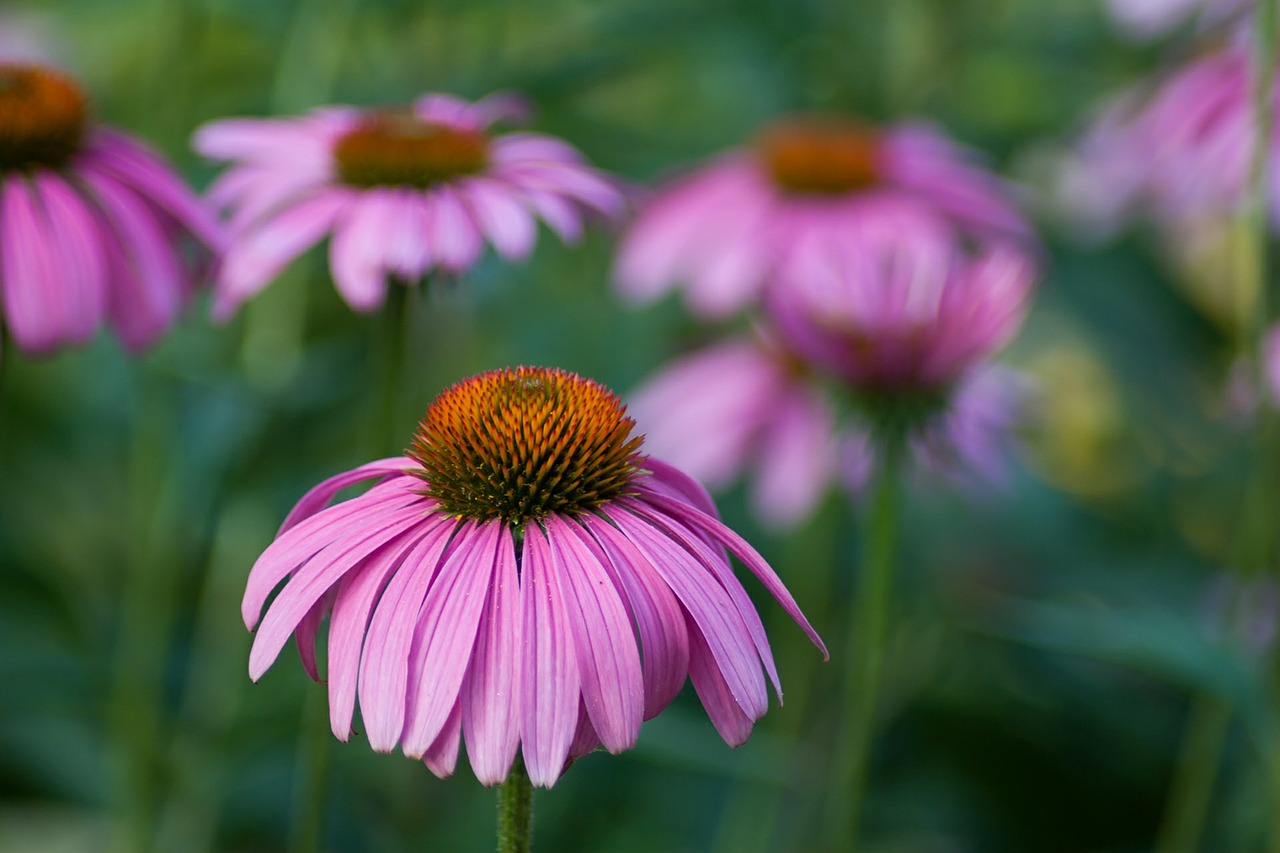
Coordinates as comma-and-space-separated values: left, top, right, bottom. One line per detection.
1060, 44, 1275, 237
766, 202, 1035, 395
630, 335, 1031, 529
242, 367, 825, 787
1104, 0, 1249, 39
195, 93, 622, 319
0, 64, 222, 357
628, 334, 840, 529
614, 116, 1033, 318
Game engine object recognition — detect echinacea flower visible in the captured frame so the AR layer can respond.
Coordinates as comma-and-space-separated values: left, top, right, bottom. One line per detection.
242, 366, 826, 787
627, 333, 839, 529
766, 202, 1034, 404
0, 63, 222, 356
1059, 44, 1276, 239
196, 93, 623, 319
614, 116, 1034, 318
630, 334, 1030, 529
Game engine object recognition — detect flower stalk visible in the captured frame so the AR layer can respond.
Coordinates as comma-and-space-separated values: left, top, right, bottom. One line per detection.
828, 426, 904, 849
498, 758, 534, 853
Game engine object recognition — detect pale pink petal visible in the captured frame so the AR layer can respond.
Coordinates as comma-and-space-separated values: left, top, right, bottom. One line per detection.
357, 517, 457, 751
544, 516, 643, 753
31, 172, 107, 345
425, 187, 483, 273
462, 525, 522, 786
459, 177, 536, 261
423, 698, 464, 779
401, 521, 500, 757
329, 189, 397, 311
749, 388, 837, 528
520, 526, 580, 787
1, 176, 72, 353
686, 612, 755, 746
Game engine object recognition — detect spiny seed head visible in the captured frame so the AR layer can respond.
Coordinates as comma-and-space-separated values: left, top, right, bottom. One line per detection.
408, 367, 646, 526
758, 117, 882, 195
0, 64, 87, 173
333, 111, 489, 189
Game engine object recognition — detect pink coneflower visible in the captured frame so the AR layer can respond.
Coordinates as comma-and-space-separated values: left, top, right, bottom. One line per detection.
0, 64, 221, 356
614, 116, 1034, 318
242, 366, 826, 788
195, 93, 623, 319
630, 335, 1029, 528
627, 334, 839, 529
1059, 44, 1276, 238
766, 202, 1034, 401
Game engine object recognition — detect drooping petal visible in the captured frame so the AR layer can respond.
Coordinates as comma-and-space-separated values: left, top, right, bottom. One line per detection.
249, 501, 434, 681
280, 458, 416, 531
423, 697, 464, 779
30, 172, 107, 345
570, 517, 689, 720
329, 189, 397, 311
425, 186, 484, 273
636, 492, 828, 659
460, 177, 536, 261
544, 515, 643, 753
1, 176, 70, 353
597, 508, 766, 722
401, 521, 501, 757
327, 526, 428, 740
462, 525, 522, 786
357, 516, 457, 752
520, 526, 580, 787
685, 612, 755, 746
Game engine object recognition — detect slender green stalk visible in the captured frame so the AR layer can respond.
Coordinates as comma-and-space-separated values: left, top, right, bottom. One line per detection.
372, 283, 411, 456
826, 430, 904, 851
497, 759, 534, 853
290, 687, 333, 853
1155, 694, 1233, 853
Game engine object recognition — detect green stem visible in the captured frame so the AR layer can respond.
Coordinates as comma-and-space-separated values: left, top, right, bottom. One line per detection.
1155, 694, 1232, 853
371, 283, 411, 457
827, 431, 904, 850
497, 758, 533, 853
290, 687, 332, 853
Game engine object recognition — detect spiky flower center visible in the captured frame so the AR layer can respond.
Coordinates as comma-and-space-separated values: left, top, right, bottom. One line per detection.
334, 111, 490, 189
409, 367, 646, 526
758, 119, 882, 195
0, 64, 87, 172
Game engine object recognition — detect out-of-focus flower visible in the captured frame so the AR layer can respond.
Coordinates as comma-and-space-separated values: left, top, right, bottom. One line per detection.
0, 64, 222, 357
766, 208, 1034, 400
1104, 0, 1249, 40
630, 333, 1031, 529
1059, 45, 1275, 239
195, 93, 622, 319
628, 334, 839, 529
614, 116, 1034, 318
242, 367, 826, 787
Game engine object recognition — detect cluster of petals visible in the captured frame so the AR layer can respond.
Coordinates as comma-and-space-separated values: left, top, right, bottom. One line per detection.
1059, 44, 1275, 239
765, 203, 1034, 392
1, 119, 222, 357
195, 92, 623, 319
242, 456, 826, 788
614, 121, 1034, 319
629, 334, 1030, 529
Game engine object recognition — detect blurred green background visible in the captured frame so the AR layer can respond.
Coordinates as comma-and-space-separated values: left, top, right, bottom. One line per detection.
0, 0, 1274, 851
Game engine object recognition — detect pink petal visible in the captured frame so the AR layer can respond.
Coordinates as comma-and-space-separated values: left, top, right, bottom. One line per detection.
570, 517, 690, 720
520, 526, 580, 788
544, 516, 643, 753
326, 526, 428, 740
1, 176, 71, 353
357, 517, 458, 752
425, 187, 483, 273
423, 697, 464, 779
749, 388, 837, 528
637, 492, 828, 659
281, 458, 416, 532
462, 525, 522, 786
32, 172, 108, 345
596, 508, 766, 721
216, 188, 351, 320
329, 189, 398, 312
401, 521, 501, 757
460, 177, 536, 261
686, 612, 755, 746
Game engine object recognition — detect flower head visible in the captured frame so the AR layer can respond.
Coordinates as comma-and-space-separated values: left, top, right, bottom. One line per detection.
196, 93, 623, 319
0, 63, 222, 356
614, 116, 1034, 318
1059, 44, 1276, 239
243, 367, 826, 787
765, 204, 1034, 409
